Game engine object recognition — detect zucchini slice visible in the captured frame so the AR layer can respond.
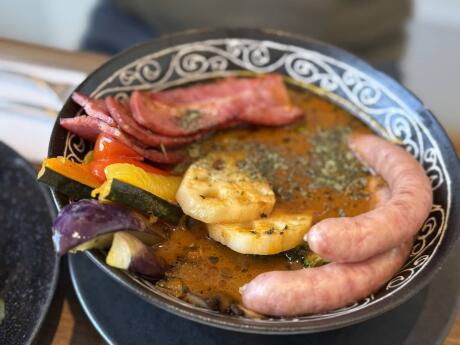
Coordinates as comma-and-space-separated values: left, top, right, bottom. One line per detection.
94, 179, 183, 224
38, 167, 93, 200
37, 157, 101, 200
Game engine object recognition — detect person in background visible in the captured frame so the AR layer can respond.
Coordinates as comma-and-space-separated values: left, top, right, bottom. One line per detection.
82, 0, 411, 79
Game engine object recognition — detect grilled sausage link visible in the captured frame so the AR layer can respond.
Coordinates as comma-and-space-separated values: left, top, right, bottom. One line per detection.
306, 134, 432, 263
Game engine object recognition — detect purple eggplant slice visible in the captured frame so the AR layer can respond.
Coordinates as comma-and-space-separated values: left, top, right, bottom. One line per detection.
52, 199, 167, 255
106, 231, 169, 279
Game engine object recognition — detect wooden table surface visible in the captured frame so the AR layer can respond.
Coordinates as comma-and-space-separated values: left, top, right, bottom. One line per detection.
35, 138, 460, 345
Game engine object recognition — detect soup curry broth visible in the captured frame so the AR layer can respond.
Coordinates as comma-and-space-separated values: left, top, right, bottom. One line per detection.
154, 87, 381, 310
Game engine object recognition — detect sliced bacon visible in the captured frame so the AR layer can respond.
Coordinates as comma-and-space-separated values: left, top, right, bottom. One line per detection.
132, 75, 302, 137
150, 77, 259, 104
153, 81, 244, 131
128, 141, 185, 165
60, 116, 113, 141
60, 116, 184, 164
239, 105, 303, 126
131, 91, 238, 136
215, 118, 243, 130
238, 75, 303, 126
105, 96, 201, 148
72, 92, 116, 126
64, 75, 302, 162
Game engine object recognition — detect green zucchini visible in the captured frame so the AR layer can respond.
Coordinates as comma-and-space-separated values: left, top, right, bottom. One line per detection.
37, 157, 101, 200
97, 179, 183, 224
37, 167, 94, 200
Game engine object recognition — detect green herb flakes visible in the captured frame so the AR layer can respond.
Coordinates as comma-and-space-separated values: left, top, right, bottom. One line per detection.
306, 126, 369, 198
179, 109, 202, 129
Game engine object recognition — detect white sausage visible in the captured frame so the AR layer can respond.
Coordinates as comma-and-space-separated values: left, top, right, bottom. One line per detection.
240, 241, 411, 316
305, 134, 432, 263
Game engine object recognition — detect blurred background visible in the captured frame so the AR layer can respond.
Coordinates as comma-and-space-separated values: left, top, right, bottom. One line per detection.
0, 0, 458, 161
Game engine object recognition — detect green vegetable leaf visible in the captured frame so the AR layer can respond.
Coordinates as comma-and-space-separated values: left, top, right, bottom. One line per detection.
303, 252, 328, 268
284, 244, 328, 268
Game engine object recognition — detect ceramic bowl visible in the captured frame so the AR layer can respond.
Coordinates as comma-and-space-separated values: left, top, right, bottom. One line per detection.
48, 28, 460, 334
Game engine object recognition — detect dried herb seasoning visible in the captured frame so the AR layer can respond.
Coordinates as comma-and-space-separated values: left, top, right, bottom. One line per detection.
179, 109, 202, 129
183, 125, 370, 204
306, 126, 370, 199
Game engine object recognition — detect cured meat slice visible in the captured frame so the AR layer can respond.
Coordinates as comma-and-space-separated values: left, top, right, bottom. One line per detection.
236, 75, 303, 126
60, 116, 115, 142
150, 77, 261, 104
72, 92, 116, 126
130, 90, 238, 136
105, 97, 201, 148
131, 75, 302, 136
60, 116, 184, 164
239, 105, 303, 126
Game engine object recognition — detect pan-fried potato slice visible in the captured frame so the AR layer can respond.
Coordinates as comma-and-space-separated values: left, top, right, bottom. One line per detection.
176, 152, 275, 224
207, 213, 312, 255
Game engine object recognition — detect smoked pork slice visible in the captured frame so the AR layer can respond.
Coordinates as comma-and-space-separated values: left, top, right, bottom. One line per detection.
60, 116, 184, 164
131, 75, 302, 136
72, 92, 116, 126
105, 96, 201, 148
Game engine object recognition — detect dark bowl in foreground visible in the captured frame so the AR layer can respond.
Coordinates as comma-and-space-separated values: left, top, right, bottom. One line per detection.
48, 28, 460, 334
